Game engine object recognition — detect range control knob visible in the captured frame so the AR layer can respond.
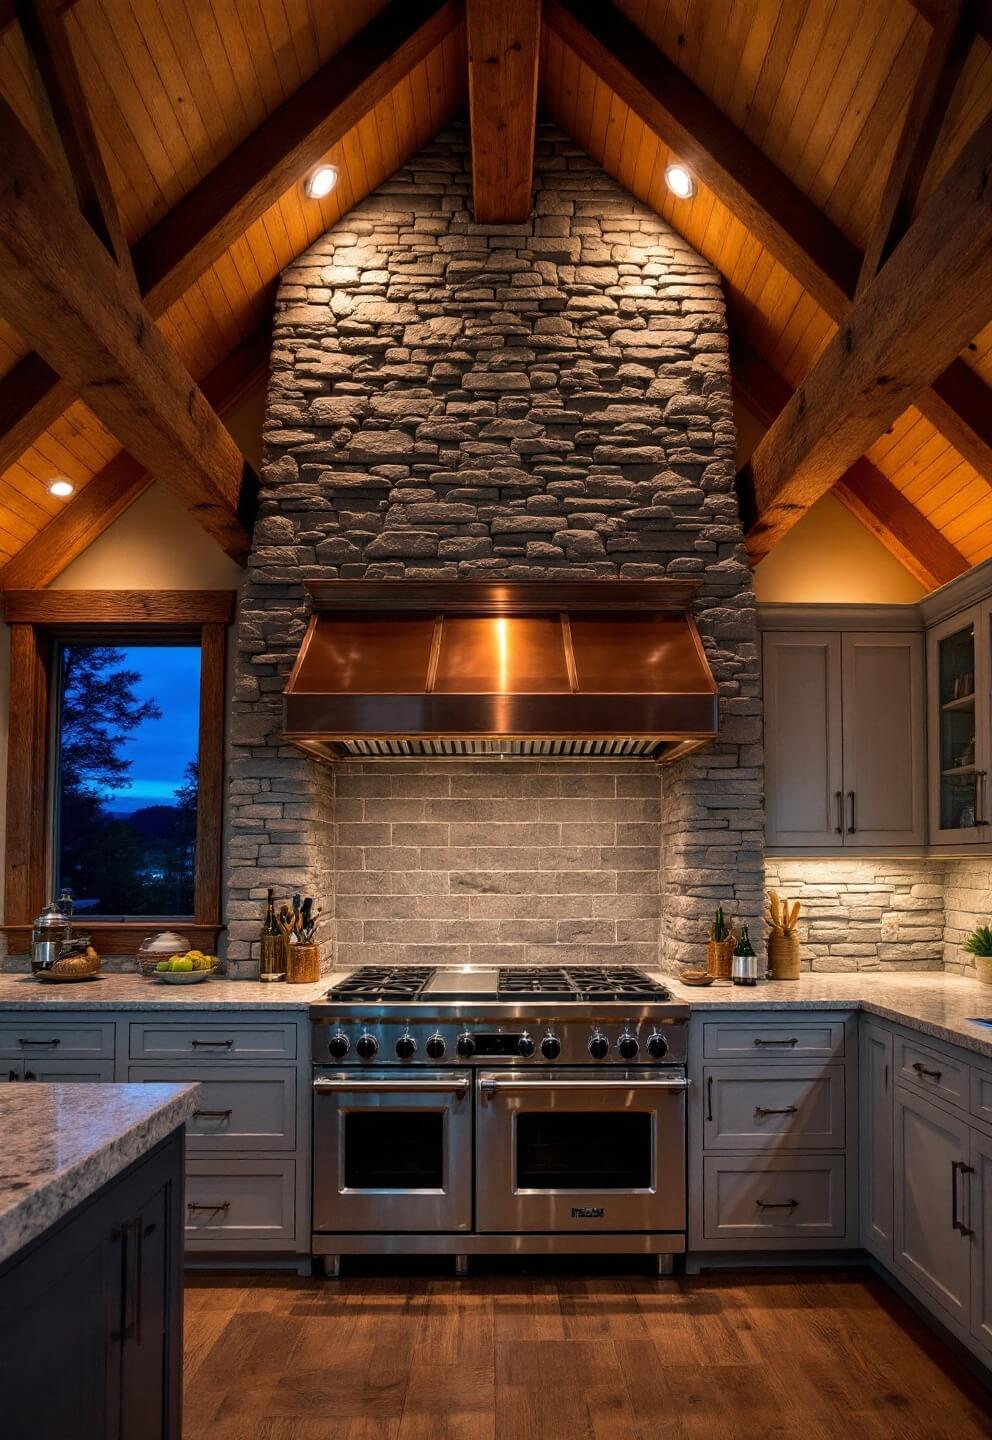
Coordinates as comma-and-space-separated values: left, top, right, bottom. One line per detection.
395, 1031, 417, 1060
327, 1030, 350, 1060
540, 1033, 562, 1060
617, 1030, 639, 1061
647, 1031, 669, 1060
426, 1032, 446, 1060
356, 1031, 379, 1060
588, 1030, 609, 1060
456, 1032, 476, 1059
517, 1032, 536, 1058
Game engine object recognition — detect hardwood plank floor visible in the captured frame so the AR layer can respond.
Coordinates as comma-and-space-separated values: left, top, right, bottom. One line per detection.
183, 1267, 992, 1439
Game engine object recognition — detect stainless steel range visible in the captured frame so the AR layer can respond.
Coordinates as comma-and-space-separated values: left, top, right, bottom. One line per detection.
310, 965, 690, 1274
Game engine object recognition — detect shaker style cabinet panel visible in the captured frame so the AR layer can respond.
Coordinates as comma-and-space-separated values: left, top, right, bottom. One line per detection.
859, 1022, 894, 1263
763, 632, 843, 849
841, 633, 926, 847
893, 1087, 973, 1326
972, 1127, 992, 1359
927, 603, 992, 846
763, 631, 924, 850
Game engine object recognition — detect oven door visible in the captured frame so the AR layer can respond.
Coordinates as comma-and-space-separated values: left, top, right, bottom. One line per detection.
475, 1069, 688, 1234
312, 1069, 472, 1233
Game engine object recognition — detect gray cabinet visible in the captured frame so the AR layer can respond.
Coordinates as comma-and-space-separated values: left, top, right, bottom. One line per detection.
763, 630, 925, 851
893, 1086, 972, 1327
927, 602, 992, 846
972, 1127, 992, 1359
859, 1021, 893, 1263
7, 1058, 115, 1082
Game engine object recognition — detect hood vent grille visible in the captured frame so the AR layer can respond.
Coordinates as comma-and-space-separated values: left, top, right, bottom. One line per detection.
283, 580, 719, 765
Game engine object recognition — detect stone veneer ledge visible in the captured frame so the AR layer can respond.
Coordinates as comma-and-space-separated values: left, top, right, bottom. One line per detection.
227, 121, 762, 974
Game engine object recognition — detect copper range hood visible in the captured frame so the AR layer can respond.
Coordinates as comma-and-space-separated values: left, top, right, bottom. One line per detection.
283, 580, 719, 763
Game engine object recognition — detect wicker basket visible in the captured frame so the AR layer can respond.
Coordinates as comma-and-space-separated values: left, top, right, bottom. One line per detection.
286, 943, 320, 985
976, 955, 992, 986
707, 936, 735, 980
768, 930, 801, 980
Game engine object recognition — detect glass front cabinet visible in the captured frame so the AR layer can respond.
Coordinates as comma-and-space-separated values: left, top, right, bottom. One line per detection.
927, 602, 992, 846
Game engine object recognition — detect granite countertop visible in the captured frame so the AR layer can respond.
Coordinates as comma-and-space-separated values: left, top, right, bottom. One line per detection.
663, 971, 992, 1060
0, 969, 991, 1061
0, 1082, 200, 1266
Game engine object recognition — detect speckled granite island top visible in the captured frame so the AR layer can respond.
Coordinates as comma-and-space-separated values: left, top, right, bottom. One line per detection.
0, 1082, 199, 1266
0, 971, 330, 1009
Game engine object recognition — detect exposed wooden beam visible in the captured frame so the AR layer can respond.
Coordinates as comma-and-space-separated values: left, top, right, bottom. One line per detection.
543, 0, 861, 316
743, 112, 992, 561
0, 325, 270, 589
909, 0, 992, 47
0, 0, 73, 32
133, 0, 461, 315
544, 0, 992, 484
3, 589, 237, 624
856, 1, 976, 296
730, 333, 968, 590
467, 0, 540, 222
0, 0, 461, 478
0, 96, 251, 562
16, 0, 136, 285
917, 360, 992, 478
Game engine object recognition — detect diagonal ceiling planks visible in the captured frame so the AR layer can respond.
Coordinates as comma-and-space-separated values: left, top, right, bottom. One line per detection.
744, 110, 992, 559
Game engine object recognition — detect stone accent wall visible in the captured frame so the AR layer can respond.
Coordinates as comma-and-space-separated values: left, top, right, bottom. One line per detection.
765, 859, 945, 972
226, 121, 762, 971
942, 858, 992, 978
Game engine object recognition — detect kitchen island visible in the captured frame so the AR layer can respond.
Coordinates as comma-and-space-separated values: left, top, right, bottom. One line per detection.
0, 1082, 199, 1440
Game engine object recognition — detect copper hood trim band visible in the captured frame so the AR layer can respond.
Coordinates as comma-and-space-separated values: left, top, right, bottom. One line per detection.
283, 580, 719, 764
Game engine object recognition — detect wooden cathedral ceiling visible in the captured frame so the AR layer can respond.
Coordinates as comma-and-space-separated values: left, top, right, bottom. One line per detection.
0, 0, 991, 589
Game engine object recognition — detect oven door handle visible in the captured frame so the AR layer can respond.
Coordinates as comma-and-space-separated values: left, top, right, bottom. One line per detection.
478, 1077, 690, 1093
313, 1076, 471, 1094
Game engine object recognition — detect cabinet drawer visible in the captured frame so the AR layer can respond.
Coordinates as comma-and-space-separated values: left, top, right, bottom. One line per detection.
702, 1020, 845, 1060
972, 1068, 992, 1127
129, 1065, 296, 1151
703, 1065, 846, 1151
129, 1022, 297, 1062
184, 1160, 295, 1243
703, 1155, 846, 1240
0, 1022, 115, 1059
894, 1034, 969, 1111
19, 1059, 115, 1083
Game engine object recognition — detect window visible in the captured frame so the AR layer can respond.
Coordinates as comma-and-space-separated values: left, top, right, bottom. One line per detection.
2, 590, 234, 955
54, 642, 202, 918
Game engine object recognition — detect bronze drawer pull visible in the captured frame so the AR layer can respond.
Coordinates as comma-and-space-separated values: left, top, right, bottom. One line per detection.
187, 1201, 230, 1214
753, 1037, 799, 1047
754, 1105, 798, 1117
193, 1108, 233, 1120
912, 1062, 942, 1081
756, 1198, 798, 1210
18, 1037, 60, 1047
190, 1038, 234, 1048
952, 1161, 975, 1235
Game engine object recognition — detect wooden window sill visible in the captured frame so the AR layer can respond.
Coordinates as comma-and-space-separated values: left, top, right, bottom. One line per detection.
0, 922, 224, 957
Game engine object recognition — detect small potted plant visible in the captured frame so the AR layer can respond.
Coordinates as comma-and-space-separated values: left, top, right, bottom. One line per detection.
964, 924, 992, 985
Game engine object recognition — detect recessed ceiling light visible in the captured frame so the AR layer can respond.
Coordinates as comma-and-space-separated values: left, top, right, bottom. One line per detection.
665, 163, 695, 200
48, 478, 74, 498
304, 165, 339, 200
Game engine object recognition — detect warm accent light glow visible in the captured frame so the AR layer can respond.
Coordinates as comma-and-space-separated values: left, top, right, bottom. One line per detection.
495, 616, 509, 692
304, 165, 339, 200
49, 479, 74, 498
664, 163, 695, 199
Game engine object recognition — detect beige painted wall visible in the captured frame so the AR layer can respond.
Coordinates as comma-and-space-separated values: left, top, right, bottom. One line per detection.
733, 397, 924, 605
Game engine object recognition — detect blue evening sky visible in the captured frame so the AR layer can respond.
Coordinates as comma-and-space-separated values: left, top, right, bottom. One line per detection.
97, 645, 201, 814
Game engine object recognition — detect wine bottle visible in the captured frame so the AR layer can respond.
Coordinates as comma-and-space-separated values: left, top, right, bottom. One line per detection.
260, 887, 285, 982
732, 924, 758, 987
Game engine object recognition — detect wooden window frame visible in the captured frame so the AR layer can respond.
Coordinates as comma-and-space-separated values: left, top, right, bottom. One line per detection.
2, 590, 235, 956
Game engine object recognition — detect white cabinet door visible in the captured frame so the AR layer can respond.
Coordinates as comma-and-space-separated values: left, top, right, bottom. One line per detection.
893, 1086, 972, 1326
860, 1022, 894, 1263
842, 633, 925, 847
763, 632, 843, 849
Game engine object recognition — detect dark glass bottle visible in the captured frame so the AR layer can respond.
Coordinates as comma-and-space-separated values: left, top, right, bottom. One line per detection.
732, 924, 758, 987
260, 887, 285, 982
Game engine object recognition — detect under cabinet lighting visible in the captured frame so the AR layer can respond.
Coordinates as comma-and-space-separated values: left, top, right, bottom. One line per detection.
664, 163, 695, 200
305, 165, 339, 200
48, 479, 74, 498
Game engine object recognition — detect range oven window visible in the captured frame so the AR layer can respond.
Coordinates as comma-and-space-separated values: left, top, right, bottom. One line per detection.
515, 1111, 652, 1190
344, 1111, 444, 1189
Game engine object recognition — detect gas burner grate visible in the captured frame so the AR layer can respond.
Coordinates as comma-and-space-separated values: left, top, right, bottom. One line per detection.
498, 967, 672, 1003
327, 966, 435, 1002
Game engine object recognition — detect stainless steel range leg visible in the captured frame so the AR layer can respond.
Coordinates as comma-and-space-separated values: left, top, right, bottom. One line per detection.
656, 1254, 675, 1277
454, 1254, 469, 1277
320, 1254, 341, 1279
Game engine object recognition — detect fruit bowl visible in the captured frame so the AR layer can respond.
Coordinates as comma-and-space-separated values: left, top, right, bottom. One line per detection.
154, 967, 215, 984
